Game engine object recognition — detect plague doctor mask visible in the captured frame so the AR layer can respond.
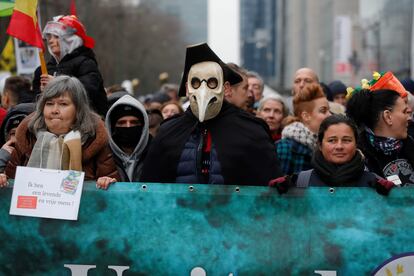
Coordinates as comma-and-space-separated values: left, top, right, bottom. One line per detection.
187, 61, 224, 122
178, 43, 243, 122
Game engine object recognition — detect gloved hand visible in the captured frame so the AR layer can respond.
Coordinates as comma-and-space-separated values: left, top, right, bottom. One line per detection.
268, 176, 292, 194
374, 177, 395, 196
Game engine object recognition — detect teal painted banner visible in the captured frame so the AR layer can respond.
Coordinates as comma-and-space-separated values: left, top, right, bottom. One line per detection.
1, 182, 413, 275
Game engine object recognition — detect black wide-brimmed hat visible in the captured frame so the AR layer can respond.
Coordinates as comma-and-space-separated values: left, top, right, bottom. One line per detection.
178, 43, 243, 97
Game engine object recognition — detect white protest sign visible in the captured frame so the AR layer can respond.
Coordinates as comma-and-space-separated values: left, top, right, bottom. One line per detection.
9, 166, 84, 220
13, 38, 41, 75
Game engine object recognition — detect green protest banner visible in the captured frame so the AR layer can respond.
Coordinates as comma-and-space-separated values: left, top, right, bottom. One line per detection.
1, 182, 413, 275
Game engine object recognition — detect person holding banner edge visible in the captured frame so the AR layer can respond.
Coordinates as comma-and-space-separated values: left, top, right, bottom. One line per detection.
0, 76, 119, 188
270, 115, 395, 195
296, 115, 393, 189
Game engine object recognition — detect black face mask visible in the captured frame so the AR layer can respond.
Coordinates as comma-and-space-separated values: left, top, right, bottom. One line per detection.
112, 126, 143, 149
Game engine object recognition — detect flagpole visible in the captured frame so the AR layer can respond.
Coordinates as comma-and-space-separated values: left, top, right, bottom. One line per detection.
7, 0, 46, 75
38, 49, 48, 75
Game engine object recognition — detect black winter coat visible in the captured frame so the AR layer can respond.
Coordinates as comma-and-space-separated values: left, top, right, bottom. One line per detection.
32, 46, 108, 116
358, 131, 414, 186
140, 102, 283, 186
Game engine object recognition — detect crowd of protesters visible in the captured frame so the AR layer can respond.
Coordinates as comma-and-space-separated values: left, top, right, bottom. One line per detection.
0, 14, 413, 196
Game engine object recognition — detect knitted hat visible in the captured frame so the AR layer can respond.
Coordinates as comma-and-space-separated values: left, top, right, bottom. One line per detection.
5, 114, 26, 134
328, 80, 347, 98
3, 114, 26, 144
110, 104, 143, 128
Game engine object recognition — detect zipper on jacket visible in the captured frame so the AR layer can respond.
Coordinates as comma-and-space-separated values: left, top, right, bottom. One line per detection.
196, 127, 210, 184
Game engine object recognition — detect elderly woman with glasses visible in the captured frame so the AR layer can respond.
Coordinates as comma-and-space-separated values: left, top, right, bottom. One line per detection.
0, 76, 119, 188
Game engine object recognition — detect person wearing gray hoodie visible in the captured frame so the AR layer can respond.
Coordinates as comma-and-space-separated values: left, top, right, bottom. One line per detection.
97, 95, 150, 188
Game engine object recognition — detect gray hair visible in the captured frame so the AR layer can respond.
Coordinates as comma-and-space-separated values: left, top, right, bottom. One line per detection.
29, 75, 98, 142
247, 71, 264, 93
258, 93, 289, 117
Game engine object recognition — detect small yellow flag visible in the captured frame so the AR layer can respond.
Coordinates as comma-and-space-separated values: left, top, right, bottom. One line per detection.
0, 37, 16, 72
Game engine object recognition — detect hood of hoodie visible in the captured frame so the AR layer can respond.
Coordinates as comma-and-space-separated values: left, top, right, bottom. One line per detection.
105, 95, 149, 179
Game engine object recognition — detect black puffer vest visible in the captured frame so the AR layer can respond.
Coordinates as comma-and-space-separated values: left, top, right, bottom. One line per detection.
175, 127, 224, 184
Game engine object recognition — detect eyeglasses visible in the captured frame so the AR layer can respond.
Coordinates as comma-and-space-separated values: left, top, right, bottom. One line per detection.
190, 77, 219, 89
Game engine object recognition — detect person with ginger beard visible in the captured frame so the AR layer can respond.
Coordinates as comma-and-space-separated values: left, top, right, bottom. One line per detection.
285, 67, 320, 115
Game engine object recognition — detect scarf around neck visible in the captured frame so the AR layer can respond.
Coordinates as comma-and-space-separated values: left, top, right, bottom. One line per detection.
27, 130, 82, 171
365, 127, 403, 156
311, 149, 365, 186
281, 121, 317, 149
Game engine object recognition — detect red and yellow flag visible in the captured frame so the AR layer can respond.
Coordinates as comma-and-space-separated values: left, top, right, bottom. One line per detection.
6, 0, 43, 49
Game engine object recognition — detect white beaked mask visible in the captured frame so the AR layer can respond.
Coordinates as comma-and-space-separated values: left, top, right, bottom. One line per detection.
187, 61, 224, 122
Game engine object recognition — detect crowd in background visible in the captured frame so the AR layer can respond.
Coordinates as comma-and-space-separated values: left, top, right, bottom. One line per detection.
0, 14, 413, 195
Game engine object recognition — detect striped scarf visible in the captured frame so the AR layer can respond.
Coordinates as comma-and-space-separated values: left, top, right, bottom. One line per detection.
27, 130, 82, 171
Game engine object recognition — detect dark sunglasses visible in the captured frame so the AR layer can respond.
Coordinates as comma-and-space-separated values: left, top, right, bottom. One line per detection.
190, 77, 219, 89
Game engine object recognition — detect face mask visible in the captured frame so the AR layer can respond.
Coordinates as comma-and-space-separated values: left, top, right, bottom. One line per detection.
187, 61, 224, 122
113, 125, 143, 149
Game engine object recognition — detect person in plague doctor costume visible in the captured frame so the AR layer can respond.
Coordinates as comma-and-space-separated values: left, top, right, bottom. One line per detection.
140, 43, 283, 185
